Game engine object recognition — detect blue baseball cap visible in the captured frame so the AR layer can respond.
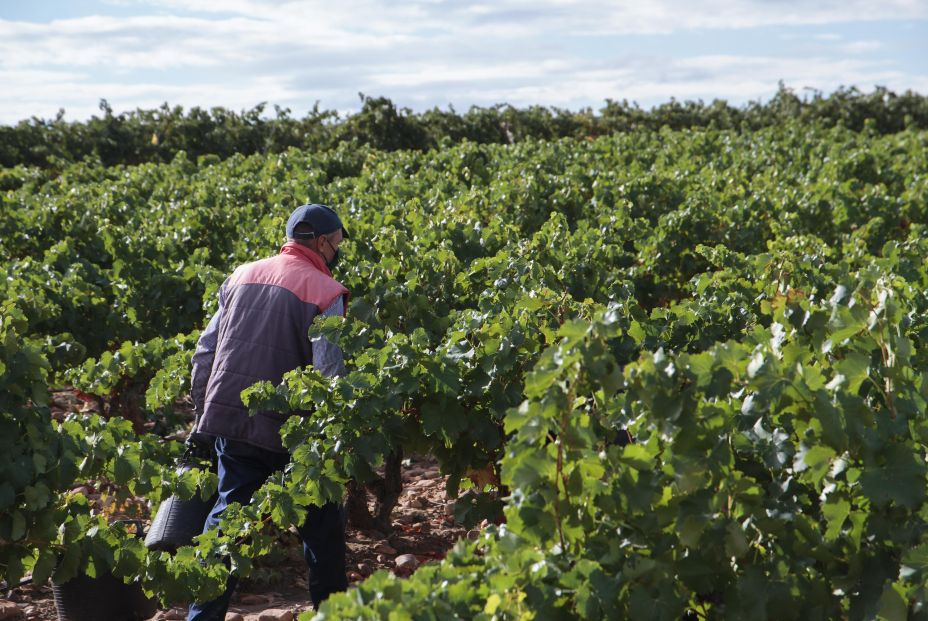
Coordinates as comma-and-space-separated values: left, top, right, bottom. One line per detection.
286, 204, 349, 240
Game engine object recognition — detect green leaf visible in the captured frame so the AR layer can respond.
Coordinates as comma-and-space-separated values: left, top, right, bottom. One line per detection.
616, 444, 655, 471
53, 542, 83, 584
32, 549, 58, 585
23, 483, 51, 510
813, 393, 847, 452
902, 543, 928, 574
4, 553, 24, 588
876, 582, 907, 621
33, 453, 48, 474
524, 366, 560, 399
801, 445, 836, 486
627, 321, 646, 344
420, 400, 468, 441
835, 352, 870, 394
557, 320, 590, 341
828, 305, 868, 343
175, 469, 199, 500
113, 455, 137, 485
11, 510, 26, 540
725, 521, 750, 558
822, 498, 850, 541
484, 593, 501, 615
860, 444, 927, 509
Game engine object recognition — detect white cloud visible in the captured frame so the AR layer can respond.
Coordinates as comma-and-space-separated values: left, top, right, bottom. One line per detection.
73, 0, 928, 34
569, 0, 928, 34
0, 0, 926, 123
841, 40, 884, 54
0, 68, 300, 123
367, 54, 927, 110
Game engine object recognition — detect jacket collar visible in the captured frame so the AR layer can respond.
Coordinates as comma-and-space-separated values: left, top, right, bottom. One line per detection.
279, 241, 333, 277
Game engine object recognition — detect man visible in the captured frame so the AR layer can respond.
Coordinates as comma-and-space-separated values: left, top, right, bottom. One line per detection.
187, 204, 351, 620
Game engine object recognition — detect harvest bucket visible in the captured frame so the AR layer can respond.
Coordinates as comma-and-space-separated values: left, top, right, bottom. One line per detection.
53, 570, 157, 621
144, 455, 217, 553
52, 520, 157, 621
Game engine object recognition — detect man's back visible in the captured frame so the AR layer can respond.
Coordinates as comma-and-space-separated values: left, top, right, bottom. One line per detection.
195, 242, 348, 452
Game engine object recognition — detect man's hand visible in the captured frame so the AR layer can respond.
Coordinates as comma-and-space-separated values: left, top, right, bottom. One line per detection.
186, 429, 217, 462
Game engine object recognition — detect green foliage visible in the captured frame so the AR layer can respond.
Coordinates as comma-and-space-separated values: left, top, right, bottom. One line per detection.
65, 332, 199, 432
3, 86, 928, 170
312, 272, 928, 618
0, 303, 191, 587
1, 107, 927, 619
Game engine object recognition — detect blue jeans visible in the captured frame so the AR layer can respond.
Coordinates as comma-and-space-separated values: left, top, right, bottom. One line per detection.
187, 438, 348, 621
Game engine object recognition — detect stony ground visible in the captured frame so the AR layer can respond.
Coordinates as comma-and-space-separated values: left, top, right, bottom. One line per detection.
2, 392, 478, 621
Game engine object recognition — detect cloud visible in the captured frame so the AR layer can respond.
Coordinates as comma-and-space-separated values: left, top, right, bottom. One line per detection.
841, 40, 884, 54
83, 0, 928, 34
0, 0, 925, 123
568, 0, 928, 34
366, 53, 927, 111
0, 67, 300, 123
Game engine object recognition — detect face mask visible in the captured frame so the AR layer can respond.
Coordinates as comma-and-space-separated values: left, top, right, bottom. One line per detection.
323, 237, 341, 271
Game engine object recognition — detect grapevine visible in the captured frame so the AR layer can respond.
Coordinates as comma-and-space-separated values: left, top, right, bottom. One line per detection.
1, 92, 927, 618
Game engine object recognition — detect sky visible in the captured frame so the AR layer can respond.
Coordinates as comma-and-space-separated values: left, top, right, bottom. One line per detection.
1, 0, 926, 124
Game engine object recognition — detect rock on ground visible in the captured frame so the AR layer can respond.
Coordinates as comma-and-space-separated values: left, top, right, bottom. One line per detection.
0, 601, 24, 620
149, 607, 187, 620
250, 609, 294, 621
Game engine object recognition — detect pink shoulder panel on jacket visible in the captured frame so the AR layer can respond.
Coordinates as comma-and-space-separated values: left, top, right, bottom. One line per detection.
228, 252, 349, 312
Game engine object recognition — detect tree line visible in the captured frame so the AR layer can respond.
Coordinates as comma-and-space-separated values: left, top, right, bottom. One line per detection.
2, 85, 927, 169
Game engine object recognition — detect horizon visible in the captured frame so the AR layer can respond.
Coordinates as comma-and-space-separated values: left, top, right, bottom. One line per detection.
2, 84, 919, 127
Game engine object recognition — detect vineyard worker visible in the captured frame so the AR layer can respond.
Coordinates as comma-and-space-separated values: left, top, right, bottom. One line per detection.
187, 204, 350, 620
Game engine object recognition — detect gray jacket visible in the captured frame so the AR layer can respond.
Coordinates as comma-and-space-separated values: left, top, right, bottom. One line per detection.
191, 242, 349, 452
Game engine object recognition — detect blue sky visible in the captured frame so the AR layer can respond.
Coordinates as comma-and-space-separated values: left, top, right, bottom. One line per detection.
1, 0, 926, 123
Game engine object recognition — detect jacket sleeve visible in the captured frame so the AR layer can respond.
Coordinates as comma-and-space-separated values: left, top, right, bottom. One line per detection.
311, 295, 347, 378
191, 280, 227, 416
